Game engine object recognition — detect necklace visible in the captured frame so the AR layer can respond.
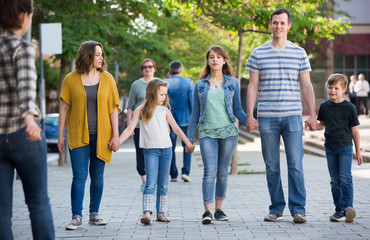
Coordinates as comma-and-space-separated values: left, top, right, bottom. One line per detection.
210, 78, 222, 89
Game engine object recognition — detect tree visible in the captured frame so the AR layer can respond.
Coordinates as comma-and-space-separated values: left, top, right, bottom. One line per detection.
166, 0, 350, 174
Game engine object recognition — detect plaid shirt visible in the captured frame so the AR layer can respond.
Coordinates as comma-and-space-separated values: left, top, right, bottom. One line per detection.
0, 29, 40, 134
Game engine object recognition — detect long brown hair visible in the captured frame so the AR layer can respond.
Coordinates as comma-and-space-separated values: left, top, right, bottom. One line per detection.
199, 45, 233, 80
141, 79, 169, 124
75, 41, 107, 74
0, 0, 33, 30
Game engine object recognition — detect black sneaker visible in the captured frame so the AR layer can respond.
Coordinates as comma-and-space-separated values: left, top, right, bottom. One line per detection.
202, 210, 213, 224
330, 210, 345, 222
214, 209, 229, 221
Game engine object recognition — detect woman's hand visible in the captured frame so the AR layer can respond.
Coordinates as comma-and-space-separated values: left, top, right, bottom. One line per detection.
108, 135, 120, 152
24, 115, 41, 142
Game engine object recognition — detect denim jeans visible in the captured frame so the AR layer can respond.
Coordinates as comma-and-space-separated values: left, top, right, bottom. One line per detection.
169, 126, 192, 178
258, 116, 306, 216
0, 127, 55, 240
325, 145, 354, 211
143, 148, 172, 214
199, 135, 238, 206
69, 134, 106, 218
133, 128, 146, 176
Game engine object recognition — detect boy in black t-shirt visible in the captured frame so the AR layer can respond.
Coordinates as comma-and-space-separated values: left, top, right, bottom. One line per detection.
313, 74, 363, 223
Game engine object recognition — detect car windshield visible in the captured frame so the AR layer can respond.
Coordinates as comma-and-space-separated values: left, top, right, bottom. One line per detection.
45, 117, 58, 126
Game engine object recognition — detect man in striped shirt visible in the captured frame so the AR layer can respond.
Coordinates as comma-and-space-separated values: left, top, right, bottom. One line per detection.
245, 8, 317, 224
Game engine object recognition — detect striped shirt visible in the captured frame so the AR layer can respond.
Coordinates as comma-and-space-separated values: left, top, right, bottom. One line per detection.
0, 29, 40, 134
245, 41, 311, 118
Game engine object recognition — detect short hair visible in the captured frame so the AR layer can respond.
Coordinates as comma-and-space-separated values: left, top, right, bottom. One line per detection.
169, 61, 183, 75
350, 74, 357, 81
327, 74, 348, 89
270, 8, 292, 24
141, 59, 157, 71
358, 73, 365, 80
75, 41, 107, 74
0, 0, 33, 30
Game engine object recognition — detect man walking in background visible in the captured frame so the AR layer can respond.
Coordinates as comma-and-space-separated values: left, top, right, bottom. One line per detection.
164, 61, 194, 182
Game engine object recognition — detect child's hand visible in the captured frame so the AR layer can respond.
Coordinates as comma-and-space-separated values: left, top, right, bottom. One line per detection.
185, 144, 195, 153
356, 151, 363, 165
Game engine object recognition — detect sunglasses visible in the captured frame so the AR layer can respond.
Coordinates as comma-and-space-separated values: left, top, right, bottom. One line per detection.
142, 65, 154, 70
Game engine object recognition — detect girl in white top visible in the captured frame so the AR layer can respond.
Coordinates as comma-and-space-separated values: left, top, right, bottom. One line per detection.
118, 79, 195, 225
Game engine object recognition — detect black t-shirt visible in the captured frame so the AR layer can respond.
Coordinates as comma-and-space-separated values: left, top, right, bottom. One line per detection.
317, 100, 359, 147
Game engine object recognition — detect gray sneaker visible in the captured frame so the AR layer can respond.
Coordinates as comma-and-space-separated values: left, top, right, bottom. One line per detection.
65, 217, 82, 230
293, 213, 306, 223
264, 213, 283, 222
89, 214, 107, 225
345, 207, 356, 223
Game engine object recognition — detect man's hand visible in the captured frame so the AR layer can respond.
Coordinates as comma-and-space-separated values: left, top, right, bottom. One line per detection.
246, 115, 258, 133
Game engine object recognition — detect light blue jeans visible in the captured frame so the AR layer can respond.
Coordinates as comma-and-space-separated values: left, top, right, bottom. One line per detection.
325, 145, 353, 211
143, 148, 172, 214
69, 134, 106, 218
258, 116, 306, 216
199, 135, 238, 206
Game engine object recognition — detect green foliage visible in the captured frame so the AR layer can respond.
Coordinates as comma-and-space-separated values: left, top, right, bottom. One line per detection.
35, 60, 60, 90
31, 0, 351, 94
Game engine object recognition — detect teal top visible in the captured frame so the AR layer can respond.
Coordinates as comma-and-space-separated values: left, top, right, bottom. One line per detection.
199, 88, 238, 139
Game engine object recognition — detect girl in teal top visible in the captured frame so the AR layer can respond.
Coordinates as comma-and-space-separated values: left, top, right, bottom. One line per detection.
188, 45, 247, 224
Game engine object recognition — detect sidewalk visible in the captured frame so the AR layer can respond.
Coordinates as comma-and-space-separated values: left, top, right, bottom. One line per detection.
12, 137, 370, 240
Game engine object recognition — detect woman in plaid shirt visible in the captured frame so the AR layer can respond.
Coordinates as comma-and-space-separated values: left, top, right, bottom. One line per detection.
0, 0, 55, 239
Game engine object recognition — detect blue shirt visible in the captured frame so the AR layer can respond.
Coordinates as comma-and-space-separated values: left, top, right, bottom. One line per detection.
188, 74, 246, 143
245, 41, 311, 118
164, 76, 194, 126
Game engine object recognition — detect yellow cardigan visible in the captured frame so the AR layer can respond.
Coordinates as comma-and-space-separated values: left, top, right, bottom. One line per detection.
60, 71, 121, 164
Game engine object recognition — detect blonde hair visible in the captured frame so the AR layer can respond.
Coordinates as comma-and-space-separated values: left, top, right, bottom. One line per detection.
327, 73, 348, 89
141, 78, 169, 124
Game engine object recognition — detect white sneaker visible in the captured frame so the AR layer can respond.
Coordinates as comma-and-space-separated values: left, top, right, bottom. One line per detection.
181, 174, 190, 182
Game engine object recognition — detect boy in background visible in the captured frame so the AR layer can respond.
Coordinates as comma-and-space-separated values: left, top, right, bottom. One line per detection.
314, 73, 363, 222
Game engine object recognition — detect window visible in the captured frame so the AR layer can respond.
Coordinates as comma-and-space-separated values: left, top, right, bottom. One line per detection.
334, 55, 370, 79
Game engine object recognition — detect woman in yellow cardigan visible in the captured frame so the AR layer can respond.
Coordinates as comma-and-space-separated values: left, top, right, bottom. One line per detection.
58, 41, 121, 230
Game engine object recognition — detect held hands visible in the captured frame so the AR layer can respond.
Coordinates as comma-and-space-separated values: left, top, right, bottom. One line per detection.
108, 135, 120, 152
185, 144, 195, 153
246, 115, 258, 133
304, 116, 317, 131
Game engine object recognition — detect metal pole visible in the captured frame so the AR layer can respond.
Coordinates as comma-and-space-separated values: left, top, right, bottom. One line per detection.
39, 23, 46, 131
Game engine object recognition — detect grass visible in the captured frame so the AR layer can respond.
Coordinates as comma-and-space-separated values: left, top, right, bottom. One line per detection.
237, 169, 265, 175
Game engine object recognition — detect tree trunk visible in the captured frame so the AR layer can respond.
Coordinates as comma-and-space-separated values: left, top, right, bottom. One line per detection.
230, 26, 244, 175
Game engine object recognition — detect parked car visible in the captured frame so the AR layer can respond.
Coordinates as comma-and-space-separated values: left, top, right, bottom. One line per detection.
45, 113, 63, 152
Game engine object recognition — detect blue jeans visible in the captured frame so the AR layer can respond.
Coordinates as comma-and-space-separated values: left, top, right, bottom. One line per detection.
259, 116, 306, 216
143, 148, 172, 214
133, 128, 145, 176
199, 135, 238, 206
325, 145, 353, 211
0, 127, 55, 240
69, 134, 106, 218
169, 126, 192, 178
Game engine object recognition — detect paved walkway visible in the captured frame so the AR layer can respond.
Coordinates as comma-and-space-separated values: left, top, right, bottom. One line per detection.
12, 135, 370, 239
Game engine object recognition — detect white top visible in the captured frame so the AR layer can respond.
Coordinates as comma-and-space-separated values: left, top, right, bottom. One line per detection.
354, 80, 370, 97
139, 105, 172, 149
